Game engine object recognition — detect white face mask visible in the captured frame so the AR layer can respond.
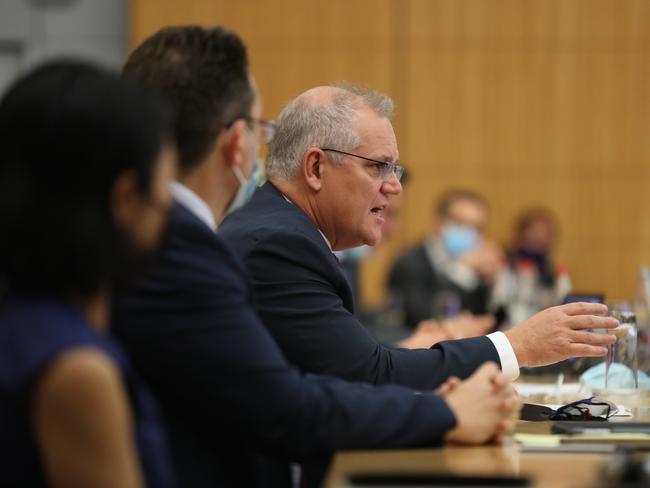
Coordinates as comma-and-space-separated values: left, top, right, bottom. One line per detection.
225, 159, 260, 216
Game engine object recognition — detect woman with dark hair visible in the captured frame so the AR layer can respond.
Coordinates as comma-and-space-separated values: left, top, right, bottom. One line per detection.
0, 60, 176, 487
492, 207, 572, 326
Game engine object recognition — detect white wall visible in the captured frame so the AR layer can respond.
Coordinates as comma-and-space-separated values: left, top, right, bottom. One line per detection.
0, 0, 126, 95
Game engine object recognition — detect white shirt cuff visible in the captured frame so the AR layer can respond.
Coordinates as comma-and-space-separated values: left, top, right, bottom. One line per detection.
486, 331, 520, 381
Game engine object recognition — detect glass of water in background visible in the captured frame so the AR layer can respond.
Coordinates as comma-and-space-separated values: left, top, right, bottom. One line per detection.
605, 309, 639, 391
634, 267, 650, 376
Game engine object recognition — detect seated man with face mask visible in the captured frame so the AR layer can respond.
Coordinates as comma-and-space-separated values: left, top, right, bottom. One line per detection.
389, 189, 503, 328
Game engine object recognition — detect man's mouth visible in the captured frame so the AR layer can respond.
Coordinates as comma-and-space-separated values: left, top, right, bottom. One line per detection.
371, 205, 387, 215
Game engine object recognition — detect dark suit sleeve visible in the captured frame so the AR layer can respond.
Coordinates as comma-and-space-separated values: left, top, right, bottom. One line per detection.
113, 229, 457, 460
242, 230, 500, 390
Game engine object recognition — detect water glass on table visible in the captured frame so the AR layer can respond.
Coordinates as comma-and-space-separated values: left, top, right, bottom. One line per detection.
605, 310, 638, 391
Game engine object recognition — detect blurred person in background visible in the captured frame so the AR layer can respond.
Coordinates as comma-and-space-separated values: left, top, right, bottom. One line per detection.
0, 61, 176, 487
491, 207, 572, 326
339, 175, 494, 349
388, 189, 502, 329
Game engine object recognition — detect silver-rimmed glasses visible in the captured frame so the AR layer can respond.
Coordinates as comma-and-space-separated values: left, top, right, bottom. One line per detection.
321, 148, 405, 182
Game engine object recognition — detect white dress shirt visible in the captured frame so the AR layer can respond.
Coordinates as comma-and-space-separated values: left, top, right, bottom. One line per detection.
171, 181, 217, 232
424, 237, 480, 291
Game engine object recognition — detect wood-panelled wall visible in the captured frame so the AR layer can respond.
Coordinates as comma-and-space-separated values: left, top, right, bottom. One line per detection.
130, 0, 650, 306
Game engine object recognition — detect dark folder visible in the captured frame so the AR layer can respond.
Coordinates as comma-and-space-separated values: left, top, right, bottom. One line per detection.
552, 421, 650, 435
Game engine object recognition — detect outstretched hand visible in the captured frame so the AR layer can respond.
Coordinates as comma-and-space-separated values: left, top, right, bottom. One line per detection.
504, 302, 618, 367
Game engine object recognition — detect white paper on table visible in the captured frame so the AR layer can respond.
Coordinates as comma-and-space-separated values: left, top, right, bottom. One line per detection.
514, 382, 587, 397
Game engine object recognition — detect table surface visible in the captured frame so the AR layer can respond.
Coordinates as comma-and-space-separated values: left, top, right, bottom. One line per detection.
324, 386, 650, 488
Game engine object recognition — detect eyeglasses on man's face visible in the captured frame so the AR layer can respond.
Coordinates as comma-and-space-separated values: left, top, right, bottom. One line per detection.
245, 117, 276, 144
227, 116, 277, 144
320, 148, 405, 182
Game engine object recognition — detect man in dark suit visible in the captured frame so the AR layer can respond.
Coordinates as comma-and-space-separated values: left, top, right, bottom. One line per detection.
220, 83, 618, 389
388, 188, 502, 328
112, 26, 517, 488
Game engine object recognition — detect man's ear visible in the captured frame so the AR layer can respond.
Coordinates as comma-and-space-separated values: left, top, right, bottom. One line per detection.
303, 148, 325, 192
111, 169, 140, 232
222, 119, 247, 169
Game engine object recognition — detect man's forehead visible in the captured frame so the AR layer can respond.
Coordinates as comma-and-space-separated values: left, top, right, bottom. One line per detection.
446, 199, 488, 227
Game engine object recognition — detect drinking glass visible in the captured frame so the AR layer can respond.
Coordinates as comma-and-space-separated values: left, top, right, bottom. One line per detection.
605, 310, 638, 391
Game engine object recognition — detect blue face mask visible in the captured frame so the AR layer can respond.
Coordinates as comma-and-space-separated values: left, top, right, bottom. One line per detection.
226, 159, 260, 215
441, 224, 479, 258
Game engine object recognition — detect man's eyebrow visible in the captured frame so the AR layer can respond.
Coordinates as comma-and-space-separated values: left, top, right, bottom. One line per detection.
375, 154, 400, 164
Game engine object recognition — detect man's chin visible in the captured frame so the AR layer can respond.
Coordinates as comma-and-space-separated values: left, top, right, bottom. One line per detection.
362, 232, 382, 248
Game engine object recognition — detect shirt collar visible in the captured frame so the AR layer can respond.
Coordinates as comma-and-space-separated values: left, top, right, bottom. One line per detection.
171, 181, 217, 232
317, 229, 333, 250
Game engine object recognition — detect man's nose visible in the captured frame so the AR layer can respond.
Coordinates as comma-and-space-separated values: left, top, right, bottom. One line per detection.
381, 173, 402, 195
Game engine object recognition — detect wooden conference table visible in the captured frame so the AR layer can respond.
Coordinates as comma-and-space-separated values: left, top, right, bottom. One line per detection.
324, 385, 650, 488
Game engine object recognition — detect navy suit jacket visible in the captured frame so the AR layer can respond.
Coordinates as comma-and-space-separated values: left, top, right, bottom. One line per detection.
112, 202, 457, 488
220, 182, 501, 390
388, 243, 491, 327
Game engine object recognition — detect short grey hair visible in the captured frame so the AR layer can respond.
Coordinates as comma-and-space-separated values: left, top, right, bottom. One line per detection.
266, 82, 394, 181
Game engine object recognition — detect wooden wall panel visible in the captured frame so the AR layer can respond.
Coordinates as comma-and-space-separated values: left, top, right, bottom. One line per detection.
382, 0, 650, 306
130, 0, 395, 120
130, 0, 650, 307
